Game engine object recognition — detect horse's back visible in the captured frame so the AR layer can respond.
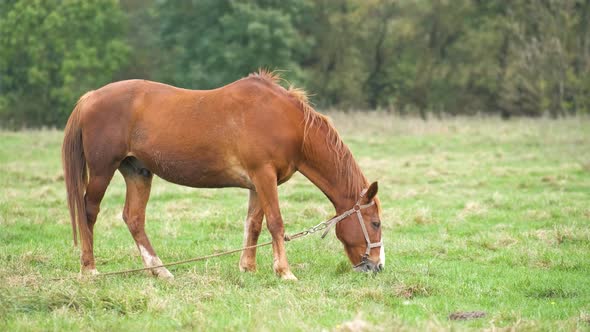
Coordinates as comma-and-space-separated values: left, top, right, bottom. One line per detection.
76, 78, 305, 188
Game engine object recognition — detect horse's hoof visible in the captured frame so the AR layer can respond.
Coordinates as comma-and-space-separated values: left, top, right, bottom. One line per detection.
239, 263, 257, 272
152, 267, 174, 280
280, 271, 298, 281
80, 268, 99, 276
80, 268, 100, 278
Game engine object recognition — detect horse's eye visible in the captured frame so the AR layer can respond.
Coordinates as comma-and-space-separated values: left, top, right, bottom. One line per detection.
371, 221, 380, 229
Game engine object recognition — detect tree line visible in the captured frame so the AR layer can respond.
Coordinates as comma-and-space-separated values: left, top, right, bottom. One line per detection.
1, 0, 589, 127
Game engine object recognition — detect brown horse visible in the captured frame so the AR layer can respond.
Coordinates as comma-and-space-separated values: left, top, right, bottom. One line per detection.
62, 70, 384, 280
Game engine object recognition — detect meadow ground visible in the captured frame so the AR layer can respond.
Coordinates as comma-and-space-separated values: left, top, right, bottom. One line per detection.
0, 114, 589, 331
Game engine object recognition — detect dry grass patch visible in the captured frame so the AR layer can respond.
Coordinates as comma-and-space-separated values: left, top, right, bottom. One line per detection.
471, 231, 518, 251
380, 208, 403, 227
335, 314, 374, 332
21, 250, 50, 265
488, 192, 506, 208
300, 205, 331, 219
346, 288, 384, 302
5, 273, 43, 288
525, 209, 551, 221
391, 187, 430, 200
413, 207, 436, 225
458, 201, 487, 220
393, 282, 432, 299
164, 198, 194, 214
530, 225, 590, 246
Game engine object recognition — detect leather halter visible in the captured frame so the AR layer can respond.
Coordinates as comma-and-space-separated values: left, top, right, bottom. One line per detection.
320, 189, 383, 258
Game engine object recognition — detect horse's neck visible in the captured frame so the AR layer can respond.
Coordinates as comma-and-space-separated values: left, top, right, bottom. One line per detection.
298, 128, 367, 213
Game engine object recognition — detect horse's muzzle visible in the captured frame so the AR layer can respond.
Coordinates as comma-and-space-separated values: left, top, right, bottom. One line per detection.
353, 258, 383, 273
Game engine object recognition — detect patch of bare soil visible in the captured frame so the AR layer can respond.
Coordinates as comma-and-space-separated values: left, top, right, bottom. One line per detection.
448, 311, 486, 320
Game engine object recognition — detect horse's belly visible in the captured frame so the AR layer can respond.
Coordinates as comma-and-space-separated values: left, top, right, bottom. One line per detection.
136, 152, 254, 189
157, 163, 252, 188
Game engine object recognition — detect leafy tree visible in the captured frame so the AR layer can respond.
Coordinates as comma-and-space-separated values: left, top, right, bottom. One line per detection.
491, 0, 590, 117
301, 0, 369, 108
118, 0, 161, 80
2, 0, 590, 127
0, 0, 130, 127
157, 0, 311, 89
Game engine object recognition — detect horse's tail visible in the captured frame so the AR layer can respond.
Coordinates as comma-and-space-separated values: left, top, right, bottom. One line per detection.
62, 92, 92, 247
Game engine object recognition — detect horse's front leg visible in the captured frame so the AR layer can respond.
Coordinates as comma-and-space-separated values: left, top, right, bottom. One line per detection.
250, 167, 297, 280
239, 189, 264, 272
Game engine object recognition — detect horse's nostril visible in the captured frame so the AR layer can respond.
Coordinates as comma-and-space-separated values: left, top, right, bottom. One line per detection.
377, 263, 384, 272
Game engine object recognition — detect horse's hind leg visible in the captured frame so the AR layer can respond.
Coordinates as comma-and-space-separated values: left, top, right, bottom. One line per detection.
81, 173, 115, 275
239, 190, 264, 272
120, 160, 173, 279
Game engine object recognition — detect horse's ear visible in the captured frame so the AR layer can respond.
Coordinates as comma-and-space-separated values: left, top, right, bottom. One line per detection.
365, 181, 378, 201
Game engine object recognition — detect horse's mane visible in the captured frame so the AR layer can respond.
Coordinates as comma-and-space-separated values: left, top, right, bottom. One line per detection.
246, 69, 367, 195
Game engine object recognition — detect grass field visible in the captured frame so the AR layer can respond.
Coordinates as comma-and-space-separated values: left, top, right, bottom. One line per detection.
1, 114, 589, 331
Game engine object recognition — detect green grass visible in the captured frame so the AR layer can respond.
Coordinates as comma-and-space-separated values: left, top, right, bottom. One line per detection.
1, 114, 589, 331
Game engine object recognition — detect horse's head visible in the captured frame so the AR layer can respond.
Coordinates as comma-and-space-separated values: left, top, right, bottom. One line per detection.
335, 181, 384, 272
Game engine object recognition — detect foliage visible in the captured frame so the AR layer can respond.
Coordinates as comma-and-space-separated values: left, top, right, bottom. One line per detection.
0, 0, 129, 127
157, 0, 311, 89
1, 115, 589, 329
1, 0, 590, 127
